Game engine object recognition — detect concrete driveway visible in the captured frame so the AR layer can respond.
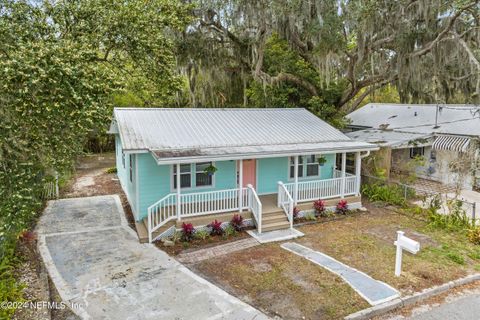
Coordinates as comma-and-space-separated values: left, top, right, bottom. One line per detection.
37, 195, 267, 320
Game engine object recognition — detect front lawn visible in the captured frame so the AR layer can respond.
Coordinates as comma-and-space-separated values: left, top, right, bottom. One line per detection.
191, 202, 480, 320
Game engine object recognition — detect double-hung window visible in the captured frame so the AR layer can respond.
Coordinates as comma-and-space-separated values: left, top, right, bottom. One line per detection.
289, 157, 304, 178
173, 164, 192, 189
173, 162, 214, 189
195, 162, 213, 187
290, 155, 320, 179
306, 155, 319, 177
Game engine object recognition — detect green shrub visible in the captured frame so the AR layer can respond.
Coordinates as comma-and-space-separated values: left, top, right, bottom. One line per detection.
304, 212, 317, 221
361, 183, 406, 206
195, 229, 210, 241
427, 197, 472, 231
105, 166, 117, 174
223, 225, 237, 239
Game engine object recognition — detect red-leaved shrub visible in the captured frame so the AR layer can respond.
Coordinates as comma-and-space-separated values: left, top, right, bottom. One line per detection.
336, 200, 349, 215
181, 223, 195, 241
313, 199, 326, 216
293, 207, 300, 219
208, 219, 224, 236
230, 214, 244, 231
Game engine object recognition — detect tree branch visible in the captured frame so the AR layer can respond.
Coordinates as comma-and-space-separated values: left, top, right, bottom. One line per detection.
410, 1, 478, 58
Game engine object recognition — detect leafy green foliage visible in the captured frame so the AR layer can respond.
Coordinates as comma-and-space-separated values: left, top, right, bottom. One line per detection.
194, 229, 210, 241
361, 184, 407, 206
245, 34, 347, 127
0, 0, 191, 310
223, 225, 237, 239
105, 166, 117, 174
304, 212, 317, 221
426, 196, 472, 231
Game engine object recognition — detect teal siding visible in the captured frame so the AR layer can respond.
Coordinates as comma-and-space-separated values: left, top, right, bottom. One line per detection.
125, 152, 338, 221
256, 154, 336, 194
137, 156, 238, 221
114, 135, 137, 217
320, 154, 336, 180
256, 157, 289, 194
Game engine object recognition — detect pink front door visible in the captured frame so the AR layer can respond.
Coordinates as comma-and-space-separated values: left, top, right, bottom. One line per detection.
242, 159, 256, 189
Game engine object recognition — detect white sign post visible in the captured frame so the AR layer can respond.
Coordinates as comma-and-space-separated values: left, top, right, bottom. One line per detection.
394, 231, 420, 277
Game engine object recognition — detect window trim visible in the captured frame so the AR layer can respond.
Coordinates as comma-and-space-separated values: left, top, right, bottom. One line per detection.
305, 155, 321, 178
410, 147, 425, 159
122, 152, 125, 168
288, 155, 321, 181
171, 162, 216, 191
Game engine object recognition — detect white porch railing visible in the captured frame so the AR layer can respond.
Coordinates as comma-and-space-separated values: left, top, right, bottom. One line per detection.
247, 184, 262, 234
180, 188, 249, 217
277, 181, 294, 229
333, 169, 355, 178
148, 186, 261, 242
284, 176, 357, 203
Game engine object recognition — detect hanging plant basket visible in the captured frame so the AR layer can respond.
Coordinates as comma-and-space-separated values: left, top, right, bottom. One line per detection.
204, 164, 218, 176
317, 156, 327, 166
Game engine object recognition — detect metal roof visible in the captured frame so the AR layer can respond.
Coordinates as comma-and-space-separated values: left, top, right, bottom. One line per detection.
345, 129, 432, 148
347, 103, 480, 136
111, 108, 377, 163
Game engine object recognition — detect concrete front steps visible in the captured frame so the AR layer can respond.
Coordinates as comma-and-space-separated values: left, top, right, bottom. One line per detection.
261, 211, 290, 232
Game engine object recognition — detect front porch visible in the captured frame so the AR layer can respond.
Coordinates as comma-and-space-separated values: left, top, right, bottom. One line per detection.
144, 152, 364, 243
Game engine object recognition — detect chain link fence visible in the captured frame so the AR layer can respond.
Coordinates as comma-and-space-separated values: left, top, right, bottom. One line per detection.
362, 174, 477, 223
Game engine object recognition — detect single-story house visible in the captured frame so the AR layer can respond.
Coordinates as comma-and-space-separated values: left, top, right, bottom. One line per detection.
109, 108, 377, 242
346, 103, 480, 190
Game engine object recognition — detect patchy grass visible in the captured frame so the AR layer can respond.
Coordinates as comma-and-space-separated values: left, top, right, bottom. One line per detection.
192, 245, 369, 320
295, 202, 480, 295
191, 202, 480, 319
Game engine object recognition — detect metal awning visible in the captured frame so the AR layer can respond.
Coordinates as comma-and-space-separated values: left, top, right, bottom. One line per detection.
432, 135, 471, 152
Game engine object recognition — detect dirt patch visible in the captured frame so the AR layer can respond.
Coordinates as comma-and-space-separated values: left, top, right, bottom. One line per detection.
13, 235, 79, 320
191, 244, 369, 320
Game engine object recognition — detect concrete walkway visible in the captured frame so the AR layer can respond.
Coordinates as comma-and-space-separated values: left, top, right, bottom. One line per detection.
37, 195, 268, 320
281, 242, 400, 306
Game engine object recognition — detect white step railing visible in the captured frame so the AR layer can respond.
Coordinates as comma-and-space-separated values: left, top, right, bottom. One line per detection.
148, 193, 177, 243
285, 176, 358, 203
247, 184, 262, 234
277, 181, 294, 229
180, 188, 249, 217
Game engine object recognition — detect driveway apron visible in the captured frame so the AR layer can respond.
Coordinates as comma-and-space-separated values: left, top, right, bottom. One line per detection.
37, 195, 268, 320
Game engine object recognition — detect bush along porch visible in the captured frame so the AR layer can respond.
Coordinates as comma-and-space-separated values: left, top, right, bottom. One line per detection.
108, 108, 378, 243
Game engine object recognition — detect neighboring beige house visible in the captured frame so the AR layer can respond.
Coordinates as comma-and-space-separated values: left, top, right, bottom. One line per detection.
346, 103, 480, 190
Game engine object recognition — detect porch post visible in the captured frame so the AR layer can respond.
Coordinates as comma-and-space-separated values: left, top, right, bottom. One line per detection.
355, 152, 361, 196
238, 159, 243, 212
340, 152, 346, 198
176, 163, 181, 221
294, 155, 299, 205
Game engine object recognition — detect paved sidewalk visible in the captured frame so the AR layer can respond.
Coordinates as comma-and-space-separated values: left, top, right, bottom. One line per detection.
177, 238, 259, 264
281, 242, 400, 306
38, 195, 268, 319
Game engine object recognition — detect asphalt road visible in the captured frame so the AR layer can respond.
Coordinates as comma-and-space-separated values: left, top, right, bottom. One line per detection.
409, 293, 480, 320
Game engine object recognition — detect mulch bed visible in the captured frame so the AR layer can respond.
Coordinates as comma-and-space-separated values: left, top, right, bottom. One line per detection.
156, 227, 255, 256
